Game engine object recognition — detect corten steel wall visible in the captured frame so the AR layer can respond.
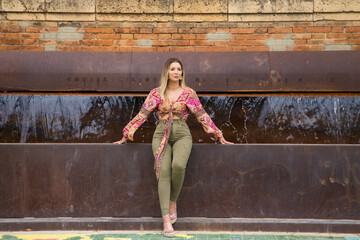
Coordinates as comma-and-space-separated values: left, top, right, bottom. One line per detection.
0, 0, 360, 51
0, 144, 359, 220
1, 0, 360, 232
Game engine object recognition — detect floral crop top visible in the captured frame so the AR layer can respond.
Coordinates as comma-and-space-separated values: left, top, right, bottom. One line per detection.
122, 87, 223, 180
123, 87, 223, 140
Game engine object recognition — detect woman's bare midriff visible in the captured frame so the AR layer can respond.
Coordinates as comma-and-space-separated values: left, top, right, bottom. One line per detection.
160, 114, 181, 121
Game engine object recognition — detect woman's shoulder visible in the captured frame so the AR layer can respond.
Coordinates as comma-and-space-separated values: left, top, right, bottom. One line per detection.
149, 87, 161, 96
183, 87, 196, 94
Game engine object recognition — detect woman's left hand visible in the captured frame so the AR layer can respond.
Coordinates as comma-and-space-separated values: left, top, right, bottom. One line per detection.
218, 136, 234, 144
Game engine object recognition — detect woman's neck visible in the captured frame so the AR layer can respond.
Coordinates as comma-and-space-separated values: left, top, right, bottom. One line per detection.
167, 81, 181, 90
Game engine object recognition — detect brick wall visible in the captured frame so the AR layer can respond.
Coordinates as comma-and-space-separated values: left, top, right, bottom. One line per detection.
1, 0, 360, 51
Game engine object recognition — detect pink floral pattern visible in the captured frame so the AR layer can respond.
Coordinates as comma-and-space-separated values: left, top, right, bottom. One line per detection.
122, 87, 223, 180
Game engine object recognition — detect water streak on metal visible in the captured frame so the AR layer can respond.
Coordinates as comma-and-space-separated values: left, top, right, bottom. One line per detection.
1, 95, 359, 144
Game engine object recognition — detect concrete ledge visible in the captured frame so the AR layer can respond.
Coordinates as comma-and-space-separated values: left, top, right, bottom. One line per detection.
1, 217, 360, 233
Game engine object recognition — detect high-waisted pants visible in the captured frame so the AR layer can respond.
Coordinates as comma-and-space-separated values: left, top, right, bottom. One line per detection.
152, 119, 193, 216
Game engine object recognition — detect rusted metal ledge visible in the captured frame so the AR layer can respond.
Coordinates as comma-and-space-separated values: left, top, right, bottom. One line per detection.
1, 51, 359, 92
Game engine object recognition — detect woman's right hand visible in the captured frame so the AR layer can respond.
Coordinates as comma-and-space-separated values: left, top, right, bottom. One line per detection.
113, 137, 127, 144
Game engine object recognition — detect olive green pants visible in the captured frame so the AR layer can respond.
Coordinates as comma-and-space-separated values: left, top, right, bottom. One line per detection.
152, 120, 193, 216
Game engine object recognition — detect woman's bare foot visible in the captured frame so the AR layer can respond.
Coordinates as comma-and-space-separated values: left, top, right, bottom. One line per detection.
169, 201, 177, 224
162, 214, 175, 238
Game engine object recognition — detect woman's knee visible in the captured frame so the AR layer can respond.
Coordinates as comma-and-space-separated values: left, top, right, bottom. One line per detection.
171, 160, 186, 173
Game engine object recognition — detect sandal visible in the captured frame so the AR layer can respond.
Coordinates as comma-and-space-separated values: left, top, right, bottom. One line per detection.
162, 230, 175, 238
169, 203, 177, 224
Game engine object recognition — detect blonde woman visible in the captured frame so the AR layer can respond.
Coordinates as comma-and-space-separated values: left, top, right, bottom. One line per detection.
114, 57, 233, 237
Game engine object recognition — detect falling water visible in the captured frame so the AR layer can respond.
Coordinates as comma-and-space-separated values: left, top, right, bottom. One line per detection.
0, 95, 359, 143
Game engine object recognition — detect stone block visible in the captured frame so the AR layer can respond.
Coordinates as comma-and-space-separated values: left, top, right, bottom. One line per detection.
45, 45, 58, 51
2, 0, 44, 12
46, 0, 95, 13
6, 13, 46, 21
136, 39, 153, 48
207, 31, 231, 41
314, 0, 360, 12
174, 0, 227, 13
174, 14, 227, 22
96, 0, 172, 13
325, 44, 352, 51
229, 0, 313, 13
46, 13, 95, 21
96, 13, 172, 22
314, 13, 360, 21
229, 13, 312, 22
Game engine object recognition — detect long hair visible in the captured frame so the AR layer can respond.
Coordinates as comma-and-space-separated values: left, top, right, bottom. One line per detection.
159, 57, 186, 102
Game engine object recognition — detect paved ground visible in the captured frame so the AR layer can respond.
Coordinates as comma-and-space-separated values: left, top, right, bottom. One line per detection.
0, 231, 359, 240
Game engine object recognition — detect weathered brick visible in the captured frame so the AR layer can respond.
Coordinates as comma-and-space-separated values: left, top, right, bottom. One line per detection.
171, 46, 195, 51
348, 39, 360, 44
268, 28, 293, 34
116, 40, 136, 46
247, 34, 271, 40
133, 34, 158, 39
121, 34, 134, 39
190, 40, 214, 46
24, 39, 38, 45
3, 39, 23, 45
100, 28, 114, 33
157, 46, 171, 52
26, 28, 41, 33
153, 28, 178, 34
228, 40, 253, 46
195, 34, 208, 40
175, 40, 190, 45
244, 46, 270, 51
158, 34, 172, 39
132, 47, 156, 52
21, 33, 40, 38
232, 35, 247, 40
230, 28, 255, 34
346, 27, 360, 32
152, 40, 173, 46
179, 28, 191, 34
96, 34, 120, 39
293, 28, 305, 33
326, 33, 352, 39
207, 46, 233, 51
83, 28, 100, 33
172, 34, 196, 40
306, 27, 331, 33
101, 40, 113, 46
95, 46, 119, 51
118, 46, 133, 51
311, 33, 325, 39
5, 33, 20, 39
191, 28, 216, 34
331, 27, 344, 33
140, 28, 153, 34
353, 33, 360, 38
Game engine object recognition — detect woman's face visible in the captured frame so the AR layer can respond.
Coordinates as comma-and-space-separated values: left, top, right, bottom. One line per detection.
168, 62, 182, 83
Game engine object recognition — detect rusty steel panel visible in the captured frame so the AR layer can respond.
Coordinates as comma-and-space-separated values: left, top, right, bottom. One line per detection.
0, 51, 133, 92
0, 143, 359, 219
1, 51, 360, 92
269, 51, 360, 92
131, 52, 270, 92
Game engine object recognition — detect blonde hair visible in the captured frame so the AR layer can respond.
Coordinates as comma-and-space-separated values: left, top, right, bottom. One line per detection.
159, 58, 186, 102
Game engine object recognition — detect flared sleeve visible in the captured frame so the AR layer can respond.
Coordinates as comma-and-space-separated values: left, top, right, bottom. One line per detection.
185, 88, 223, 139
122, 88, 160, 141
